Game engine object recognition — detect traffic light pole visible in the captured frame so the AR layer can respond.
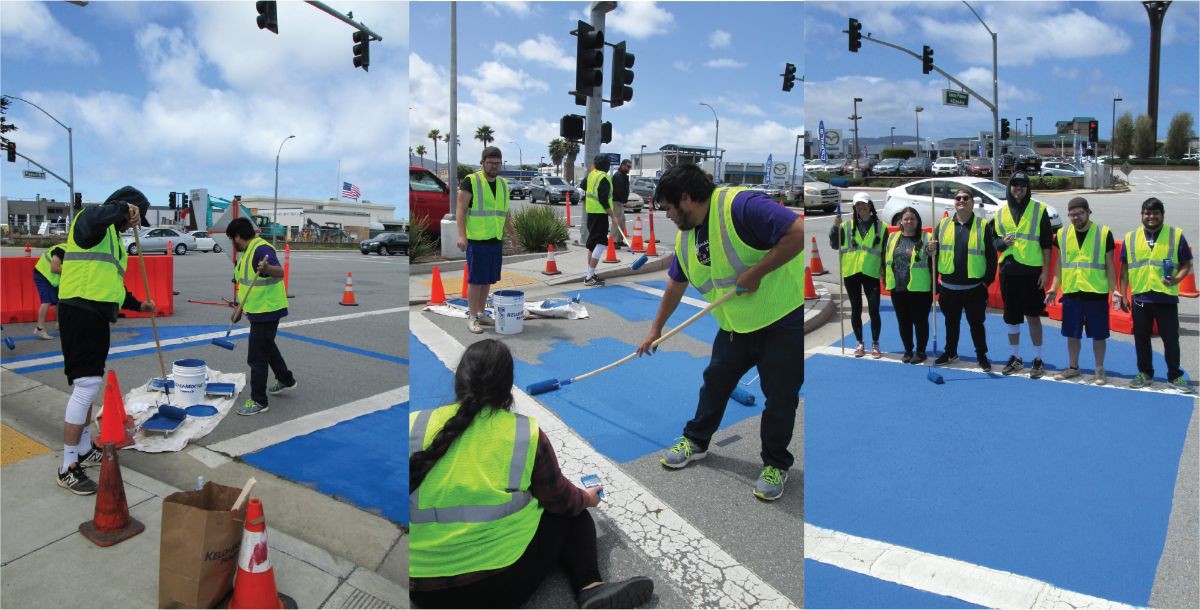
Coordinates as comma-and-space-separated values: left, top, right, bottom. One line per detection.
579, 2, 616, 251
962, 1, 999, 181
3, 94, 75, 226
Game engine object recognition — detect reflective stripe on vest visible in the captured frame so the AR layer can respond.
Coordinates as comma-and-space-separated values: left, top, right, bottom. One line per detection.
585, 170, 613, 214
58, 210, 127, 304
994, 200, 1046, 266
1125, 226, 1182, 297
840, 219, 884, 279
884, 231, 932, 292
1059, 224, 1109, 294
936, 215, 987, 279
466, 172, 508, 240
673, 187, 805, 332
235, 237, 288, 314
35, 250, 62, 287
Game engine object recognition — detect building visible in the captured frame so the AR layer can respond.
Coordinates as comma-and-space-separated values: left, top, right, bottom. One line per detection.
2, 196, 73, 234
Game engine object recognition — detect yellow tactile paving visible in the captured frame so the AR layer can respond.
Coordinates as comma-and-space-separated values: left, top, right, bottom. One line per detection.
1, 423, 51, 466
420, 271, 539, 292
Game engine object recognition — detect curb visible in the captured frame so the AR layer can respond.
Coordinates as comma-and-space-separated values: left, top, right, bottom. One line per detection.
409, 251, 550, 275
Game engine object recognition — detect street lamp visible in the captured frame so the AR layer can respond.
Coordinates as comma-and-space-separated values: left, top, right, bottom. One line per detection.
1026, 115, 1033, 148
273, 134, 295, 245
639, 144, 646, 176
914, 106, 924, 160
890, 126, 896, 150
1111, 97, 1123, 161
508, 140, 522, 174
2, 94, 74, 227
963, 1, 1000, 180
850, 97, 863, 170
699, 102, 719, 180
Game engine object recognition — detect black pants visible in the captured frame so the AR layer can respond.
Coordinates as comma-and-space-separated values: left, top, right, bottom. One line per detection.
59, 303, 111, 384
939, 284, 989, 358
844, 273, 881, 343
247, 320, 294, 405
683, 318, 804, 470
410, 510, 601, 609
1132, 300, 1184, 380
892, 290, 933, 354
585, 213, 609, 251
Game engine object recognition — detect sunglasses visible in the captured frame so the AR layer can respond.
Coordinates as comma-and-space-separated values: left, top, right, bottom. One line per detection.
954, 195, 970, 201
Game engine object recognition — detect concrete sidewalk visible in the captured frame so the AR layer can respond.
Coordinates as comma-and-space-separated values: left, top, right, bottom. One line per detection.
0, 372, 410, 609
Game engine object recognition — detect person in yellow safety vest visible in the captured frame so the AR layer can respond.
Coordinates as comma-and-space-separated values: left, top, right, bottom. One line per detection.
1044, 197, 1118, 386
1118, 197, 1195, 393
455, 146, 517, 334
56, 186, 157, 496
225, 217, 297, 415
32, 244, 66, 340
883, 208, 933, 364
636, 164, 806, 502
926, 187, 998, 371
829, 192, 885, 358
992, 172, 1054, 378
582, 154, 624, 287
409, 340, 654, 609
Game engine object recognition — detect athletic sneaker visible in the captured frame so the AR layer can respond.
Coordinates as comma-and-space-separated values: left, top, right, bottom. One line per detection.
478, 313, 495, 326
577, 576, 654, 609
238, 399, 269, 416
1128, 373, 1152, 389
660, 437, 706, 469
584, 276, 606, 287
1001, 356, 1024, 376
467, 316, 483, 334
978, 355, 992, 372
77, 445, 103, 468
934, 352, 958, 365
901, 352, 913, 364
853, 343, 865, 358
1054, 367, 1080, 381
1029, 358, 1046, 379
911, 352, 927, 365
57, 464, 97, 495
34, 327, 53, 340
1092, 368, 1107, 386
268, 379, 298, 395
870, 344, 882, 359
753, 465, 788, 501
1170, 376, 1195, 394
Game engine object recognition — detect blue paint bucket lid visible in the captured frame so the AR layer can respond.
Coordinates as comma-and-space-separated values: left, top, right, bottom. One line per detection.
186, 405, 218, 417
494, 290, 524, 298
173, 358, 206, 368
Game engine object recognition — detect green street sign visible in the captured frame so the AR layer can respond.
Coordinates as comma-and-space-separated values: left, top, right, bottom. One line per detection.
943, 89, 969, 107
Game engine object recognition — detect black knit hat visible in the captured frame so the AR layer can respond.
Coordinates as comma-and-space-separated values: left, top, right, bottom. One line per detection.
105, 186, 151, 227
593, 154, 611, 172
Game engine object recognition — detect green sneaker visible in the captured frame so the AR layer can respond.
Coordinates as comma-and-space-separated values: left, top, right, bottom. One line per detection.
267, 379, 298, 395
1128, 373, 1152, 389
1170, 376, 1195, 394
237, 399, 269, 416
754, 465, 788, 501
660, 437, 706, 469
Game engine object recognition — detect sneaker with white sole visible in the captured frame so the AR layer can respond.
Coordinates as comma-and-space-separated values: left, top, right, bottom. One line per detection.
1053, 367, 1080, 381
237, 399, 269, 416
1029, 358, 1046, 379
660, 437, 706, 469
57, 464, 98, 495
1092, 368, 1107, 386
478, 313, 495, 326
1170, 376, 1195, 394
268, 379, 298, 395
467, 316, 483, 334
1128, 372, 1152, 389
584, 276, 605, 287
34, 327, 53, 340
753, 465, 788, 501
77, 445, 103, 469
1001, 356, 1024, 376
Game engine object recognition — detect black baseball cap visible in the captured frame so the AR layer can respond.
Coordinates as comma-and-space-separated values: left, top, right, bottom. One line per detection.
1009, 172, 1030, 186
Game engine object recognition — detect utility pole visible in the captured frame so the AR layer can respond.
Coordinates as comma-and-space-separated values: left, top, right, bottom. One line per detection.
1144, 1, 1170, 139
442, 1, 461, 258
579, 2, 617, 250
851, 97, 863, 171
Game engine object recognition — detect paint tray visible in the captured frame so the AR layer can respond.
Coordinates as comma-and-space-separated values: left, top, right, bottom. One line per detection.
140, 405, 187, 436
185, 404, 218, 417
205, 382, 236, 397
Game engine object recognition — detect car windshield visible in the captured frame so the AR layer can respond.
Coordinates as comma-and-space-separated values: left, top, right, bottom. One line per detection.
544, 177, 566, 186
967, 180, 1008, 200
936, 157, 956, 164
410, 170, 446, 192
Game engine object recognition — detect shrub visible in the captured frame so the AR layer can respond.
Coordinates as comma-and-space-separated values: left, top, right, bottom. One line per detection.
512, 206, 567, 253
408, 215, 439, 262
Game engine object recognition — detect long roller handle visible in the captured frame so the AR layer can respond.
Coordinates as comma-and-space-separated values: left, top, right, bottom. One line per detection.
222, 271, 261, 335
131, 229, 169, 397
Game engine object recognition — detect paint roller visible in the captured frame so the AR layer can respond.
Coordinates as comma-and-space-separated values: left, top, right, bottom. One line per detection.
527, 291, 737, 396
927, 188, 944, 385
211, 267, 261, 350
131, 227, 173, 400
2, 326, 14, 350
612, 222, 649, 271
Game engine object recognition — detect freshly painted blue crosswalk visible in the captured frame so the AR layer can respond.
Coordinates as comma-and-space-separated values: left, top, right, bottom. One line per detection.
804, 560, 983, 609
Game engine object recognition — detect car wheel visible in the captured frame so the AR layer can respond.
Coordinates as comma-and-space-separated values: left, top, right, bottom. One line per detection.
378, 245, 387, 255
174, 243, 187, 255
213, 243, 222, 253
127, 243, 139, 255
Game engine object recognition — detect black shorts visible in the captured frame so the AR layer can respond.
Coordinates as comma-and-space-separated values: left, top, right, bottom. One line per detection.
59, 303, 111, 384
999, 272, 1046, 324
586, 213, 609, 251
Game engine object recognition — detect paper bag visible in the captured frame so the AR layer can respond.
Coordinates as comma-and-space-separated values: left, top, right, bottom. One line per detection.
158, 482, 246, 609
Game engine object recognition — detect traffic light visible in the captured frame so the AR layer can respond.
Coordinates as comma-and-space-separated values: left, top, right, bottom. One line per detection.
182, 193, 189, 207
1088, 120, 1099, 142
573, 20, 604, 106
848, 18, 862, 53
782, 63, 797, 92
1000, 118, 1011, 141
74, 192, 82, 208
352, 30, 370, 71
255, 1, 278, 34
560, 114, 585, 142
5, 141, 14, 163
609, 41, 634, 108
169, 191, 177, 209
601, 121, 612, 145
921, 45, 934, 75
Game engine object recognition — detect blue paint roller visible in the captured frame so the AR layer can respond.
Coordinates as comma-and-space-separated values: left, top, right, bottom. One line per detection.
730, 387, 756, 406
2, 327, 14, 350
926, 194, 944, 386
614, 223, 649, 270
157, 404, 188, 421
212, 270, 260, 350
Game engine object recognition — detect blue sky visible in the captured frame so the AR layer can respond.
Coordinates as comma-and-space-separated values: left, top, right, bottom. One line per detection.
1, 1, 408, 215
806, 1, 1200, 154
409, 1, 804, 172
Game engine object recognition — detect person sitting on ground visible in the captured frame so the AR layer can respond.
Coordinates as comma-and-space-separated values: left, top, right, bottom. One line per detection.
409, 339, 654, 609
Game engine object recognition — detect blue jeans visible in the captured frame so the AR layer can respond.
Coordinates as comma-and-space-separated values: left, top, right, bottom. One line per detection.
683, 316, 804, 470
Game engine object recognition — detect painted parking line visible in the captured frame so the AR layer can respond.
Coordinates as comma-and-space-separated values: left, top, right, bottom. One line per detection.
805, 559, 983, 609
277, 332, 408, 365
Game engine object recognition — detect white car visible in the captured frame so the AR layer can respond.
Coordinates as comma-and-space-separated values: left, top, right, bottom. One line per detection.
1041, 162, 1084, 178
932, 157, 960, 176
879, 177, 1062, 231
186, 230, 223, 253
121, 227, 197, 255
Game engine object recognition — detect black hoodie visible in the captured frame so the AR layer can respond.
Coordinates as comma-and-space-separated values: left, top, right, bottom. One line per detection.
994, 178, 1053, 276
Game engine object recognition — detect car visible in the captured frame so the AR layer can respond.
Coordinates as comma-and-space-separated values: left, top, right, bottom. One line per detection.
121, 227, 197, 255
872, 158, 902, 176
899, 157, 932, 176
879, 176, 1062, 231
186, 230, 223, 253
360, 232, 408, 255
801, 172, 840, 213
749, 183, 784, 198
932, 157, 960, 176
1003, 146, 1042, 174
1040, 161, 1084, 178
509, 180, 530, 200
965, 157, 994, 177
630, 176, 659, 208
803, 160, 825, 173
623, 192, 645, 213
529, 175, 577, 205
409, 166, 451, 234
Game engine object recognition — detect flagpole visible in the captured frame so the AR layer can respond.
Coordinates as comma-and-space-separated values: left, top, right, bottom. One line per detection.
337, 159, 341, 200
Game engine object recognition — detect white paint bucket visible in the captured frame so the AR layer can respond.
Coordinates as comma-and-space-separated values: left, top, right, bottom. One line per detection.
171, 358, 208, 407
493, 290, 525, 335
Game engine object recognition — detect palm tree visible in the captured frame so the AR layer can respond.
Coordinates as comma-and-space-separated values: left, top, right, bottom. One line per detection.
563, 141, 581, 184
474, 125, 496, 151
548, 138, 568, 175
427, 129, 441, 171
415, 144, 427, 168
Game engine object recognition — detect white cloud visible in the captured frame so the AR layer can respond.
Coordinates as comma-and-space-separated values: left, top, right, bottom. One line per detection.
705, 58, 746, 69
1051, 66, 1080, 80
0, 2, 99, 64
608, 1, 675, 40
494, 34, 574, 71
672, 60, 692, 72
917, 8, 1131, 67
709, 30, 731, 49
483, 2, 533, 18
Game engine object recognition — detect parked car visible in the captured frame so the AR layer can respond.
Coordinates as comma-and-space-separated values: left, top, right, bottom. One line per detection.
409, 166, 450, 235
121, 227, 196, 255
509, 180, 530, 200
186, 230, 222, 253
966, 157, 994, 177
841, 158, 875, 174
1003, 146, 1042, 174
529, 175, 578, 205
872, 158, 902, 176
801, 173, 840, 213
630, 176, 659, 208
879, 176, 1061, 231
749, 183, 784, 198
360, 232, 408, 255
803, 160, 825, 173
899, 157, 932, 176
932, 157, 960, 176
1040, 161, 1084, 178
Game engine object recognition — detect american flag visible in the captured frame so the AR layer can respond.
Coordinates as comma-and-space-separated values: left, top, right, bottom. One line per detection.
341, 181, 361, 200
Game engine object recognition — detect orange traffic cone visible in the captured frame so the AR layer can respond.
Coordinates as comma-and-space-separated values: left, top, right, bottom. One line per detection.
809, 237, 827, 275
429, 266, 447, 305
283, 243, 294, 298
542, 245, 562, 275
645, 223, 659, 257
338, 272, 358, 306
78, 443, 144, 547
603, 235, 620, 264
101, 370, 136, 449
630, 216, 645, 252
565, 198, 573, 227
943, 210, 950, 219
25, 244, 31, 257
228, 499, 297, 609
805, 265, 818, 300
461, 263, 470, 298
1179, 273, 1199, 298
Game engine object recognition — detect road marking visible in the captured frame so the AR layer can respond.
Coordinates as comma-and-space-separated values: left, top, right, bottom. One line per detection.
806, 524, 1136, 609
2, 307, 408, 372
411, 314, 795, 608
622, 282, 710, 309
208, 387, 407, 457
276, 332, 409, 364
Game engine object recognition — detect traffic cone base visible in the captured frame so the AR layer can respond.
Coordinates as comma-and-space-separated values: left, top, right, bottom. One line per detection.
645, 224, 659, 257
542, 245, 562, 275
603, 235, 620, 264
804, 266, 818, 300
809, 236, 827, 275
429, 266, 448, 304
79, 443, 145, 547
227, 499, 295, 610
631, 216, 646, 253
338, 272, 359, 306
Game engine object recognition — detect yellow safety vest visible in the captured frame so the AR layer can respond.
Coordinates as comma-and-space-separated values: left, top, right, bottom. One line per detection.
1058, 223, 1110, 294
34, 248, 63, 288
993, 199, 1047, 266
1125, 225, 1183, 297
466, 172, 508, 240
884, 231, 931, 292
673, 187, 805, 332
58, 210, 127, 304
839, 218, 884, 279
585, 169, 613, 215
409, 405, 542, 578
234, 236, 288, 314
936, 215, 987, 279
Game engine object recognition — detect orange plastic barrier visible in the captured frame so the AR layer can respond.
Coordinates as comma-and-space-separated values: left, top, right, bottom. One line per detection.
0, 255, 173, 323
123, 254, 174, 318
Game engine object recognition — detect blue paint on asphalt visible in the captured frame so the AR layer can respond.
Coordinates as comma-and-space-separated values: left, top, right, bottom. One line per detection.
242, 403, 408, 525
804, 560, 983, 609
805, 354, 1194, 605
409, 333, 457, 411
0, 325, 230, 364
579, 284, 721, 347
838, 301, 1174, 379
278, 331, 408, 365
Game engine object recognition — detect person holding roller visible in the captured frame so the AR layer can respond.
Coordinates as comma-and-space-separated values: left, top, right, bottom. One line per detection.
56, 186, 156, 495
225, 217, 296, 416
829, 193, 886, 358
636, 164, 806, 501
583, 155, 624, 287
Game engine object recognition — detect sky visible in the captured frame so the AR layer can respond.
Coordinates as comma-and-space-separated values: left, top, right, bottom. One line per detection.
408, 1, 804, 173
805, 0, 1200, 156
1, 1, 408, 217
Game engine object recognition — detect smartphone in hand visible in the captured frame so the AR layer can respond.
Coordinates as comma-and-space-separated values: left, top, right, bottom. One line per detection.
581, 474, 606, 499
